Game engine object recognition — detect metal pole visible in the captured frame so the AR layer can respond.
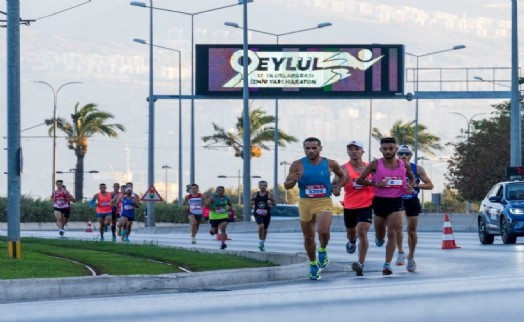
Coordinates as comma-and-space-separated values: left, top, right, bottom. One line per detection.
414, 56, 420, 167
238, 168, 241, 206
7, 0, 21, 259
146, 0, 155, 227
190, 15, 195, 185
241, 1, 251, 221
178, 50, 183, 205
368, 99, 373, 163
510, 0, 521, 168
273, 36, 280, 204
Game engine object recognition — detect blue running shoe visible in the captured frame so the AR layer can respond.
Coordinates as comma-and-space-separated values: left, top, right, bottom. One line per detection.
352, 262, 364, 276
375, 238, 385, 247
382, 263, 393, 275
308, 263, 320, 280
318, 250, 329, 270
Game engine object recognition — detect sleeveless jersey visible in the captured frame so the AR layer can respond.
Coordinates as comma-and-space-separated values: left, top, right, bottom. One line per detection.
403, 163, 420, 199
120, 196, 136, 217
96, 193, 113, 213
186, 193, 203, 215
253, 192, 270, 216
209, 195, 229, 220
343, 162, 374, 209
53, 190, 69, 209
373, 158, 407, 198
298, 157, 332, 199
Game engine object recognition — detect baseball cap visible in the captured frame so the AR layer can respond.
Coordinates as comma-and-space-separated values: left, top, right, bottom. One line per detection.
126, 187, 133, 192
346, 140, 364, 149
398, 145, 412, 154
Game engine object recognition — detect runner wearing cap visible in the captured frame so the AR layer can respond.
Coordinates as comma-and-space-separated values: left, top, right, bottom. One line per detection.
118, 186, 140, 242
333, 140, 374, 276
395, 145, 434, 272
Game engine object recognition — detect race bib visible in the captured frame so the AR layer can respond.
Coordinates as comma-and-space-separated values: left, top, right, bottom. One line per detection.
124, 205, 134, 210
216, 208, 226, 213
256, 209, 268, 215
305, 184, 327, 198
101, 201, 111, 206
384, 176, 403, 188
56, 198, 66, 206
352, 179, 364, 189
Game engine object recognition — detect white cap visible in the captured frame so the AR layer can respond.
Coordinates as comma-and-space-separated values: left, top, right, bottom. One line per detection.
346, 140, 364, 149
398, 145, 412, 154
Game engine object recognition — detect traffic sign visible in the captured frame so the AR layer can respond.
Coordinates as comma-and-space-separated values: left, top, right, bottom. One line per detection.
141, 185, 164, 202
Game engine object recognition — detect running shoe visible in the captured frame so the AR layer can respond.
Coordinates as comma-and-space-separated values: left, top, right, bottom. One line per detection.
191, 238, 197, 244
220, 243, 227, 250
308, 263, 321, 280
382, 263, 393, 275
209, 229, 215, 236
104, 225, 108, 233
407, 258, 417, 272
124, 236, 130, 243
318, 250, 329, 270
396, 252, 406, 266
258, 242, 265, 252
59, 230, 64, 237
112, 236, 116, 242
100, 236, 105, 242
375, 238, 385, 247
352, 262, 364, 276
346, 241, 357, 254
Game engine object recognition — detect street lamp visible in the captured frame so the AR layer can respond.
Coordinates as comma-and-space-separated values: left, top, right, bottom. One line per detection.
449, 111, 487, 214
405, 45, 465, 166
34, 81, 81, 195
134, 38, 183, 205
217, 169, 261, 205
130, 0, 252, 186
224, 21, 332, 203
161, 165, 172, 203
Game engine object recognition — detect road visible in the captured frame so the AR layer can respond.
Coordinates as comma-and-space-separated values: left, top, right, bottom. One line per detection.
2, 229, 524, 322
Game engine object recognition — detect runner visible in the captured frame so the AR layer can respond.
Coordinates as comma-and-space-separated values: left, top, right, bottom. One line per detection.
206, 186, 235, 250
395, 145, 434, 272
110, 183, 121, 242
356, 137, 415, 275
116, 184, 127, 237
251, 180, 276, 251
91, 183, 113, 241
118, 186, 140, 242
182, 183, 205, 244
284, 137, 345, 280
333, 140, 374, 276
51, 180, 74, 237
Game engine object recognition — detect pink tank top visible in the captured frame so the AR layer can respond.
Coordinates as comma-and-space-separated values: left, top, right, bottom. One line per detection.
373, 158, 407, 198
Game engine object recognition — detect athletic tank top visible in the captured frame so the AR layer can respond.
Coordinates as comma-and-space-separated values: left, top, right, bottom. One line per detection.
209, 195, 229, 220
298, 157, 332, 198
253, 192, 270, 216
186, 193, 203, 215
403, 163, 420, 199
373, 158, 407, 198
96, 193, 113, 213
120, 196, 136, 217
53, 190, 69, 209
343, 162, 374, 209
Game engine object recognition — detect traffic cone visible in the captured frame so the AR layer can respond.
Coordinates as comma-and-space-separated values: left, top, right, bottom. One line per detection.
441, 214, 460, 249
85, 220, 93, 233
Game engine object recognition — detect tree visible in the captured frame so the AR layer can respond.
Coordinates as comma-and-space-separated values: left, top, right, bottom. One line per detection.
201, 107, 298, 158
371, 120, 443, 156
48, 103, 125, 201
446, 100, 522, 201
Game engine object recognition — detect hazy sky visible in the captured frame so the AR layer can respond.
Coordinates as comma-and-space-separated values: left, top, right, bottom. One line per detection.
1, 0, 522, 203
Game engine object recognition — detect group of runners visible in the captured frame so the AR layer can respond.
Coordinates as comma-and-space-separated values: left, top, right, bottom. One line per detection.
51, 136, 432, 280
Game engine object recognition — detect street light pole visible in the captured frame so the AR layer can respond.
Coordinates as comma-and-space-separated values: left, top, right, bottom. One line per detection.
133, 38, 183, 205
449, 111, 487, 213
161, 165, 172, 202
405, 45, 465, 166
510, 0, 521, 170
224, 21, 332, 203
34, 81, 81, 195
217, 170, 261, 206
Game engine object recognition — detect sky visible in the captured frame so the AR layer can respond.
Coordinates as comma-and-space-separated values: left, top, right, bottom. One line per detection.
1, 0, 522, 204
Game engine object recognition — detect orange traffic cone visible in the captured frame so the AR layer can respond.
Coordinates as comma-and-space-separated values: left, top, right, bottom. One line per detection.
85, 220, 93, 233
441, 214, 460, 249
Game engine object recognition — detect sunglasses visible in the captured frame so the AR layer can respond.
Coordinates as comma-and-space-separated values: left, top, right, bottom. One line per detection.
398, 152, 412, 156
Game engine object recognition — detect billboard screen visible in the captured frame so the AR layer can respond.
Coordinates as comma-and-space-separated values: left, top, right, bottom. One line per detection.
196, 44, 404, 98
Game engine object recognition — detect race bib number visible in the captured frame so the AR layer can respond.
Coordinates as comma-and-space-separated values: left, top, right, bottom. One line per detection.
256, 209, 268, 215
56, 198, 66, 206
352, 179, 364, 189
216, 208, 226, 213
305, 185, 327, 198
384, 177, 403, 188
124, 205, 134, 210
101, 201, 111, 206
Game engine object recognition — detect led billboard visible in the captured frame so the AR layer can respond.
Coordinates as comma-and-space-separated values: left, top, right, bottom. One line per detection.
196, 44, 404, 98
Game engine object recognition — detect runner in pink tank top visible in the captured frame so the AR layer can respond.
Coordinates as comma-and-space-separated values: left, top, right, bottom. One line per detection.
355, 137, 415, 276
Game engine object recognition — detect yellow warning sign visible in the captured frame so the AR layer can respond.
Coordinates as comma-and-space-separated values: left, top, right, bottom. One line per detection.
141, 185, 164, 202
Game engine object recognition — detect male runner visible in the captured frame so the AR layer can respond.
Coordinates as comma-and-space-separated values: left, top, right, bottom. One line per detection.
251, 180, 276, 251
284, 137, 345, 280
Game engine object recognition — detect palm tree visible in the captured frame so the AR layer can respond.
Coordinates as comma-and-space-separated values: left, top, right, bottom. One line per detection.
371, 120, 442, 156
201, 107, 298, 158
48, 103, 125, 201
